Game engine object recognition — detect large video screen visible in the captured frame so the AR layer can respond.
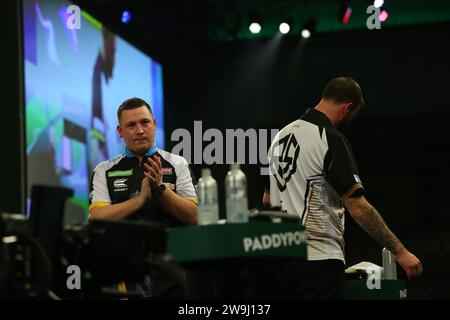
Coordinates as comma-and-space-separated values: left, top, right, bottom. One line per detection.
23, 0, 165, 224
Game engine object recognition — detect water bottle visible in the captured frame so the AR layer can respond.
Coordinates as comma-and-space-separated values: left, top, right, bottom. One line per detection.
225, 163, 249, 223
382, 248, 397, 279
197, 168, 219, 225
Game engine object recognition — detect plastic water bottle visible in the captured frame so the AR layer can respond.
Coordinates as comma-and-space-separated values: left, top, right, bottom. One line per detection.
197, 168, 219, 225
382, 248, 397, 279
225, 164, 249, 223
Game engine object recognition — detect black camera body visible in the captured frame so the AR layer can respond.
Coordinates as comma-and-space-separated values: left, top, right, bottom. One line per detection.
0, 185, 183, 299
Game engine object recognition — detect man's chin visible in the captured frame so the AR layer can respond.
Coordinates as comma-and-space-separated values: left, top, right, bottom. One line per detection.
129, 145, 150, 155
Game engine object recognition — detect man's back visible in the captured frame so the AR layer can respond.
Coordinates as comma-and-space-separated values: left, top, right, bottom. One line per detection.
268, 108, 363, 263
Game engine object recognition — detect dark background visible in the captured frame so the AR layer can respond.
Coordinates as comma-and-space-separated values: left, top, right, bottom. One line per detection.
2, 0, 449, 299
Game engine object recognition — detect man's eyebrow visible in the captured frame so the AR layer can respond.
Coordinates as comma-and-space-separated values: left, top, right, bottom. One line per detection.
124, 118, 151, 125
139, 117, 152, 122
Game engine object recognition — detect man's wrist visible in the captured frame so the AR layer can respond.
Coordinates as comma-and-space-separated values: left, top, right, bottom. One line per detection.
137, 192, 147, 207
154, 183, 166, 197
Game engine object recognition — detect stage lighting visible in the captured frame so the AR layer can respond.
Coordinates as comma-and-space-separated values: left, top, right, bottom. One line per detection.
301, 29, 311, 39
337, 0, 352, 24
301, 17, 316, 39
249, 22, 261, 34
374, 0, 384, 8
279, 22, 290, 34
121, 10, 131, 24
248, 11, 262, 34
379, 10, 389, 22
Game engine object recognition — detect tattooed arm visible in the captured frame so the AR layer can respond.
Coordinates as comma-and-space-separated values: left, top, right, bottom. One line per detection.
344, 195, 423, 279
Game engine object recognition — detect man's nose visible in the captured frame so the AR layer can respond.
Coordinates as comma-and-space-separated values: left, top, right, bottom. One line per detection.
136, 124, 144, 134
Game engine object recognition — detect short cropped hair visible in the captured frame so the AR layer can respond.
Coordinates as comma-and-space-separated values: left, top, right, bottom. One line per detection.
117, 97, 153, 123
321, 77, 365, 110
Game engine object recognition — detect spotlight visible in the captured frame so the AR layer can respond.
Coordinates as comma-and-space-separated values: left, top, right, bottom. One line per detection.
301, 17, 316, 39
379, 10, 389, 22
279, 22, 290, 34
338, 0, 352, 24
301, 29, 311, 39
249, 22, 261, 34
121, 10, 131, 24
374, 0, 384, 8
248, 11, 262, 34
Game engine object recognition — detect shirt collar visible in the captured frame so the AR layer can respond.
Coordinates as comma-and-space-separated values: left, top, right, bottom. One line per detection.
124, 145, 158, 159
301, 108, 333, 127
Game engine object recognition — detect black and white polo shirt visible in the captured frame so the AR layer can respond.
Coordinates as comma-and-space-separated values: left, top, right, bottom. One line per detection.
268, 108, 363, 263
89, 148, 198, 227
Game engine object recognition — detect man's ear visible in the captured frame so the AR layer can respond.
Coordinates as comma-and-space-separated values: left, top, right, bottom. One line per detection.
344, 102, 353, 114
117, 125, 122, 138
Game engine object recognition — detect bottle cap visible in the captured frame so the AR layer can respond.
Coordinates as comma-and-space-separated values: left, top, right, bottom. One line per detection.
201, 168, 211, 177
230, 163, 240, 170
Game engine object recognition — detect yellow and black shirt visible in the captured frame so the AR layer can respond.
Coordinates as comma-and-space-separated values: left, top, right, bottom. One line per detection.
89, 148, 198, 227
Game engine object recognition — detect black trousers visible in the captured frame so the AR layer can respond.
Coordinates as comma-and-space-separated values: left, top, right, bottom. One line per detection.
247, 258, 345, 300
187, 258, 345, 300
294, 259, 345, 299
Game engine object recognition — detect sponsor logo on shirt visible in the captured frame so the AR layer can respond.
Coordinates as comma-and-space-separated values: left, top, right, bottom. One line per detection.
108, 169, 133, 177
113, 178, 128, 192
162, 167, 173, 175
269, 133, 301, 192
